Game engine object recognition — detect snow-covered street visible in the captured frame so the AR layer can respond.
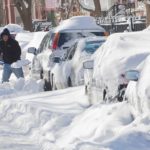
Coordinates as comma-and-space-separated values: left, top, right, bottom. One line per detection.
0, 82, 150, 150
0, 0, 150, 149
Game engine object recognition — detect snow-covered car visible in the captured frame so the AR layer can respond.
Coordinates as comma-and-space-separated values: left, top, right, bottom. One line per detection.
125, 55, 150, 115
87, 31, 150, 104
26, 31, 55, 90
4, 24, 28, 38
51, 36, 106, 90
50, 16, 107, 51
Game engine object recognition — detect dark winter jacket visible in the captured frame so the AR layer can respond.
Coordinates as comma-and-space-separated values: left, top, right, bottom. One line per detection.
0, 28, 21, 64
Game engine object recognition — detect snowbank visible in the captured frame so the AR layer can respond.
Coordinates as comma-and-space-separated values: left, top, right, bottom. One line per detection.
0, 87, 149, 150
0, 78, 44, 99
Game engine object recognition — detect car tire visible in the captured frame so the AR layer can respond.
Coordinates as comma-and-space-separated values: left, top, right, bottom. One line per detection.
44, 79, 52, 91
85, 85, 88, 95
52, 74, 57, 90
41, 70, 52, 91
67, 77, 72, 87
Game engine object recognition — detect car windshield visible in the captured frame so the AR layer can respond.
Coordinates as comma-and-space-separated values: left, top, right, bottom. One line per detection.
84, 40, 105, 54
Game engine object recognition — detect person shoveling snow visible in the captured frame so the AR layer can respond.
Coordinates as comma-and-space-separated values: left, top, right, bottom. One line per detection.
0, 28, 30, 83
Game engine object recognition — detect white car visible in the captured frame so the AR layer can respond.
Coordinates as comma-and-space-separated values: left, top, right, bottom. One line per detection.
125, 55, 150, 115
49, 16, 107, 51
51, 36, 106, 90
86, 31, 150, 104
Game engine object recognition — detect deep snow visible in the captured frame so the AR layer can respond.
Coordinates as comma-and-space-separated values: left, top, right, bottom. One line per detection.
0, 82, 149, 150
0, 29, 150, 150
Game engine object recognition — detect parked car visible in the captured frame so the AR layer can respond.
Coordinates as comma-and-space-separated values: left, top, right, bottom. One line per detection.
50, 36, 106, 90
26, 31, 54, 90
28, 16, 108, 91
49, 16, 108, 51
84, 31, 150, 104
125, 55, 150, 116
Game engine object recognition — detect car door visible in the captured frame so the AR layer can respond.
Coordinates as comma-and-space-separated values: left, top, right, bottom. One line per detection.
37, 34, 52, 71
62, 42, 78, 86
31, 33, 50, 79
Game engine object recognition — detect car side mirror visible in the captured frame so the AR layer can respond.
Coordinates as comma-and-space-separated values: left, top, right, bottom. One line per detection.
28, 47, 37, 55
125, 70, 140, 82
53, 57, 61, 63
83, 60, 94, 69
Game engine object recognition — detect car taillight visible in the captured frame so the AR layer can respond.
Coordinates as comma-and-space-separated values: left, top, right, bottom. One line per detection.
52, 33, 60, 50
104, 32, 109, 36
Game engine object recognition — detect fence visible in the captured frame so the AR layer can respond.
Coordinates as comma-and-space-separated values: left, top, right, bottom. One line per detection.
96, 16, 146, 33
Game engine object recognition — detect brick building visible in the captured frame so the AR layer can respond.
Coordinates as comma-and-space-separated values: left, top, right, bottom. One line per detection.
2, 0, 46, 25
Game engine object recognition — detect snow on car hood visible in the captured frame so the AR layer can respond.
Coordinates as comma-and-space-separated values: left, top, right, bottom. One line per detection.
93, 31, 150, 97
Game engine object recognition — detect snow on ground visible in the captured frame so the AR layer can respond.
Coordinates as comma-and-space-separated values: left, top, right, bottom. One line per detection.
0, 82, 149, 150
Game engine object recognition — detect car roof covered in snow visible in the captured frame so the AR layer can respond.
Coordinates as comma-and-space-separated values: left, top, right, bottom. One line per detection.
54, 16, 105, 32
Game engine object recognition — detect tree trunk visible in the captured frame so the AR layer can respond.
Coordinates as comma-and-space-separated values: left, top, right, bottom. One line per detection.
77, 0, 101, 17
146, 3, 150, 26
93, 0, 101, 17
13, 0, 33, 31
66, 0, 74, 19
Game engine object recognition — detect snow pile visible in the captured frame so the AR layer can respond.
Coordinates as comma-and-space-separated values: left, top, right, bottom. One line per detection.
0, 86, 88, 150
0, 87, 149, 150
93, 31, 150, 99
0, 78, 44, 99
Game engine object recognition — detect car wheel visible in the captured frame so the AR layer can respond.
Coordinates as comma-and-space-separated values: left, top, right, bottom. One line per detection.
67, 77, 72, 87
44, 72, 52, 91
85, 85, 88, 95
52, 74, 57, 90
44, 79, 52, 91
40, 69, 43, 79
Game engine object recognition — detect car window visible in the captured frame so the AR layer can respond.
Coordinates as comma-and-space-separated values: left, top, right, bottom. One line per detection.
51, 31, 106, 49
58, 33, 85, 48
67, 42, 77, 60
83, 40, 105, 54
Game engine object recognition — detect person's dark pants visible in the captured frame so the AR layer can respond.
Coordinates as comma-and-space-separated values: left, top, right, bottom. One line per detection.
2, 63, 24, 82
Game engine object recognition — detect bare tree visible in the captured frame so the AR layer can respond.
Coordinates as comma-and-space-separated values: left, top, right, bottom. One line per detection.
13, 0, 33, 31
145, 0, 150, 26
77, 0, 101, 17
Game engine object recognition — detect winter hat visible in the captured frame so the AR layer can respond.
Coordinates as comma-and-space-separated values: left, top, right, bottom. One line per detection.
1, 28, 11, 38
